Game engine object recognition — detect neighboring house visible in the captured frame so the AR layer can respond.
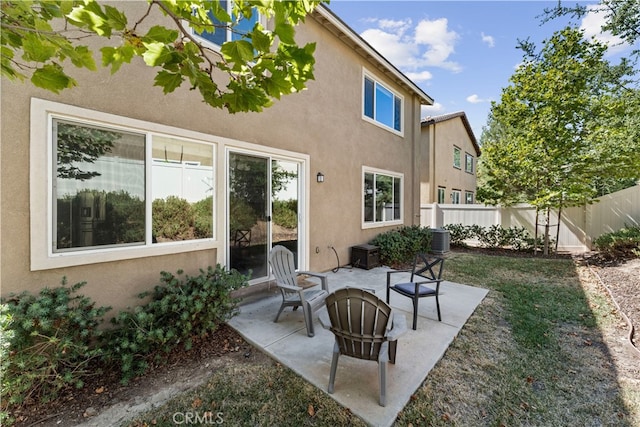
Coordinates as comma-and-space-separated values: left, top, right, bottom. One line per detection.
0, 3, 434, 311
420, 112, 481, 205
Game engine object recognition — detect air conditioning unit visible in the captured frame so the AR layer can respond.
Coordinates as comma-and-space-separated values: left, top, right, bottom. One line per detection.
431, 228, 450, 254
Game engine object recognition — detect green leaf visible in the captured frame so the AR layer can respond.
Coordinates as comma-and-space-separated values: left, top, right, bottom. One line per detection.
67, 1, 111, 37
69, 46, 97, 71
21, 34, 57, 63
101, 45, 135, 74
103, 5, 128, 31
144, 26, 179, 44
31, 64, 76, 93
154, 70, 184, 94
142, 42, 172, 66
220, 40, 255, 63
274, 22, 296, 45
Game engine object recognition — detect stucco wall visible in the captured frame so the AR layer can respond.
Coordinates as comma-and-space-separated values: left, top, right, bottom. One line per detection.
422, 116, 478, 204
0, 3, 425, 311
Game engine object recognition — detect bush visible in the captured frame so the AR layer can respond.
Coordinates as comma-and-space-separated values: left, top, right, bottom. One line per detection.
152, 196, 194, 240
594, 225, 640, 259
0, 280, 110, 410
443, 224, 547, 252
192, 196, 214, 238
371, 225, 432, 266
104, 265, 248, 383
273, 199, 298, 229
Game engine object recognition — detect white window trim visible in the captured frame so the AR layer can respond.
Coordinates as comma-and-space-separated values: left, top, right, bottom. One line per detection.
453, 146, 462, 169
361, 166, 404, 229
451, 189, 461, 204
30, 98, 222, 271
362, 68, 404, 137
465, 152, 474, 174
189, 2, 265, 52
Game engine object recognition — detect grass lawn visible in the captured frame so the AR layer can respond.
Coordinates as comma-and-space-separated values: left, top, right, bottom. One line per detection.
128, 252, 639, 426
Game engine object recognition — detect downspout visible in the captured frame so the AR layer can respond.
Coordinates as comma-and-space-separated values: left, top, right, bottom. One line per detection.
412, 95, 420, 225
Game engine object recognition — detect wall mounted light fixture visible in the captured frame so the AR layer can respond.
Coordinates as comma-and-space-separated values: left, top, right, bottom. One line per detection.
317, 172, 325, 183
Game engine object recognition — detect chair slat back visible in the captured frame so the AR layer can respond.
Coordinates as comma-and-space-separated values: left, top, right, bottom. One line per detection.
325, 288, 391, 361
410, 253, 444, 281
269, 245, 298, 289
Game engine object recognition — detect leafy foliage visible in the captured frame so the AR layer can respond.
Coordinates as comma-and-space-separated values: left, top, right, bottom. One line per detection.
273, 199, 297, 229
370, 225, 433, 266
0, 280, 111, 410
593, 225, 640, 259
104, 265, 248, 383
1, 0, 325, 113
55, 121, 116, 181
443, 223, 549, 252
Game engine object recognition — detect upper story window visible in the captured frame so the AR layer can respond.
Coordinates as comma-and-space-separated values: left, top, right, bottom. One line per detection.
363, 71, 403, 134
453, 146, 461, 169
193, 1, 261, 47
363, 168, 403, 227
465, 153, 474, 174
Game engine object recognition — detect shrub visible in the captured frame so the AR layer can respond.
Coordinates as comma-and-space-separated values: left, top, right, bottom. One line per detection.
152, 196, 194, 240
0, 280, 110, 410
192, 196, 214, 238
104, 265, 248, 383
594, 225, 640, 259
273, 199, 298, 229
443, 224, 547, 252
443, 223, 473, 246
371, 225, 432, 266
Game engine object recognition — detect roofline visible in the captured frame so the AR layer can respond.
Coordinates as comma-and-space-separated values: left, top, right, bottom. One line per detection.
312, 5, 434, 106
422, 111, 481, 156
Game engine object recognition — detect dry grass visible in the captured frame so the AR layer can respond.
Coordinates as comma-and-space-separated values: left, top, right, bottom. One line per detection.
128, 252, 639, 427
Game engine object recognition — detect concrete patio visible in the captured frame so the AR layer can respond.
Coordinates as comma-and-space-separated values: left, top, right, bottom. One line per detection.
228, 265, 488, 427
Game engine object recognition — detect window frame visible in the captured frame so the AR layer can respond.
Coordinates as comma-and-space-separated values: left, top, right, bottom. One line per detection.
465, 152, 474, 174
362, 69, 404, 136
451, 189, 461, 204
465, 191, 474, 204
190, 1, 264, 51
437, 187, 446, 204
30, 99, 220, 270
362, 166, 404, 228
453, 146, 461, 169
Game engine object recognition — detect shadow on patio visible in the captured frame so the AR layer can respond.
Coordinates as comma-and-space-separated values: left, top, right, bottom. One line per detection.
228, 265, 488, 427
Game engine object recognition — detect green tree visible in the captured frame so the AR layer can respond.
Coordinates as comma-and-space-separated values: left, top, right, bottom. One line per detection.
1, 0, 325, 113
478, 27, 640, 254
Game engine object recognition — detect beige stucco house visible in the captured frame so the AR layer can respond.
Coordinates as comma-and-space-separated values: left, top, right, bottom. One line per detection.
421, 112, 481, 205
1, 4, 438, 311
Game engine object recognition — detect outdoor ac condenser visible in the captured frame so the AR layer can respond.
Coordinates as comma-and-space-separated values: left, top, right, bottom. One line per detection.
431, 228, 450, 254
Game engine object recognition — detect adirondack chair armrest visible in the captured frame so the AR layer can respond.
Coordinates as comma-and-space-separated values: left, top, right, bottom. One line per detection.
279, 283, 303, 292
385, 312, 408, 341
299, 271, 329, 291
318, 311, 331, 330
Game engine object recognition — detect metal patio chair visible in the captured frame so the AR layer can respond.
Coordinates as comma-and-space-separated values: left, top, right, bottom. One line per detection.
268, 245, 329, 337
386, 253, 444, 330
320, 287, 407, 406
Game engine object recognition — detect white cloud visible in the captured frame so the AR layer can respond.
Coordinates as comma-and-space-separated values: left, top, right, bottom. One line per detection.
358, 16, 462, 74
466, 94, 490, 104
481, 32, 495, 48
404, 70, 433, 82
422, 102, 445, 117
580, 4, 627, 54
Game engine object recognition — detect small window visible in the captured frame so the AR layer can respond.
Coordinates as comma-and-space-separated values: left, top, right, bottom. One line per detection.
451, 190, 461, 204
193, 1, 260, 47
437, 187, 446, 204
363, 169, 403, 225
363, 73, 403, 133
465, 153, 474, 174
465, 191, 474, 204
453, 146, 461, 169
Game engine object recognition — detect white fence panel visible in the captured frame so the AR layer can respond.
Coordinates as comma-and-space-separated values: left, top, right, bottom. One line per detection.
420, 184, 640, 253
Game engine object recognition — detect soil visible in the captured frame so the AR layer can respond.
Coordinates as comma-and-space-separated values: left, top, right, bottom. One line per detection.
8, 251, 639, 427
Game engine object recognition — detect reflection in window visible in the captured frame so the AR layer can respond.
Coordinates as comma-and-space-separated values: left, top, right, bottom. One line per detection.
364, 171, 402, 224
363, 75, 402, 132
453, 146, 461, 169
54, 120, 145, 251
151, 136, 215, 242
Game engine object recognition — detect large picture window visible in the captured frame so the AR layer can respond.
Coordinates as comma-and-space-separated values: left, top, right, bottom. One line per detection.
363, 169, 402, 226
52, 118, 214, 254
363, 72, 403, 133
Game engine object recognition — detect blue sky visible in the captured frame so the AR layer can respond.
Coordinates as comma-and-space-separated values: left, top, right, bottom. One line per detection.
327, 1, 638, 139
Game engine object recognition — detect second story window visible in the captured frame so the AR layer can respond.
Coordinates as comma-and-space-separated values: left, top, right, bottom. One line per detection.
453, 146, 461, 169
363, 72, 403, 134
465, 153, 474, 174
437, 187, 446, 204
194, 1, 260, 47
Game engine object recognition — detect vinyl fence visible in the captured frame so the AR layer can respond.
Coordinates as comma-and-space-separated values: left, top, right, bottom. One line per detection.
420, 184, 640, 253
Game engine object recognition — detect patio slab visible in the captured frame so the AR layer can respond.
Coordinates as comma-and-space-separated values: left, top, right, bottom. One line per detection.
228, 265, 488, 427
